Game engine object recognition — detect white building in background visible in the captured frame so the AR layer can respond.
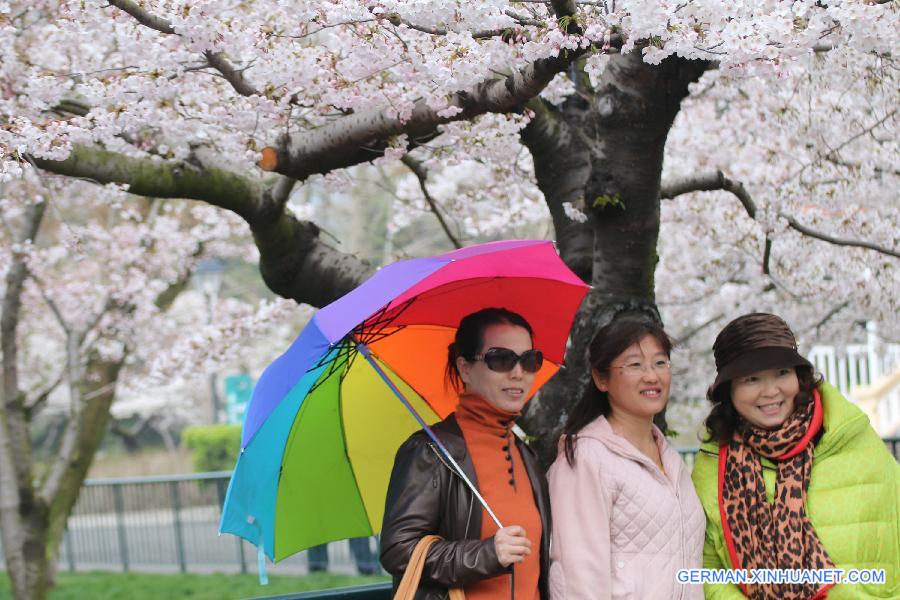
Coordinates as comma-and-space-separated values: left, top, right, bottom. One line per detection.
808, 322, 900, 438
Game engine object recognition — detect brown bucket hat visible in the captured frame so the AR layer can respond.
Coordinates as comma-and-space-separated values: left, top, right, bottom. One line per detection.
710, 313, 813, 396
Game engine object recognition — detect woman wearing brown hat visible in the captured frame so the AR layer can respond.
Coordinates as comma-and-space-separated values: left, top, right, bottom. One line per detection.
691, 313, 899, 600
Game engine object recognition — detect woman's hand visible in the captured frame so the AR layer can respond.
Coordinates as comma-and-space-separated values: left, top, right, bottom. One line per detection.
494, 525, 532, 567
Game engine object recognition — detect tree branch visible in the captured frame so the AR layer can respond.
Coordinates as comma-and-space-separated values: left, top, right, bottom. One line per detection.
40, 202, 180, 505
660, 170, 900, 259
76, 298, 117, 356
660, 169, 756, 218
783, 214, 900, 258
803, 300, 850, 336
110, 415, 151, 440
792, 109, 898, 180
674, 312, 725, 345
40, 354, 125, 531
202, 51, 260, 97
107, 0, 175, 35
30, 145, 373, 306
108, 0, 582, 183
266, 51, 579, 180
762, 235, 772, 275
826, 155, 900, 177
32, 276, 70, 334
400, 156, 462, 249
107, 0, 261, 98
380, 12, 524, 40
503, 9, 545, 28
31, 146, 265, 221
40, 332, 85, 505
51, 99, 90, 118
272, 175, 297, 210
24, 369, 66, 418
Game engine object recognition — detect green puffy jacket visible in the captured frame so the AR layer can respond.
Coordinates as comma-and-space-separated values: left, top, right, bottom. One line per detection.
691, 381, 900, 599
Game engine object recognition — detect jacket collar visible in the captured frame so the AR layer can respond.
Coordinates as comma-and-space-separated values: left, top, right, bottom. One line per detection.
429, 413, 468, 461
578, 416, 681, 480
815, 381, 870, 460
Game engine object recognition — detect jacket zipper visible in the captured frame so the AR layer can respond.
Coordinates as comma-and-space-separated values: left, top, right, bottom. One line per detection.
658, 457, 686, 600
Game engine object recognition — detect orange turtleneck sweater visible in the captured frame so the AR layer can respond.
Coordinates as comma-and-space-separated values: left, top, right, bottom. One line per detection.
455, 393, 542, 600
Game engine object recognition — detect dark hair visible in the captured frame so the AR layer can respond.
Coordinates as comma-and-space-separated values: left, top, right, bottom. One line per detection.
562, 315, 674, 465
702, 365, 822, 444
445, 308, 534, 392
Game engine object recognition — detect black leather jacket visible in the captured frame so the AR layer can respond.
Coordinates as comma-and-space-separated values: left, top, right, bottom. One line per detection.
380, 414, 551, 600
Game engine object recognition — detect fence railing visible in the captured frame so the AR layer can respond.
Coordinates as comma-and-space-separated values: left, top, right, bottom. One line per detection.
0, 471, 378, 576
2, 439, 898, 575
807, 322, 900, 436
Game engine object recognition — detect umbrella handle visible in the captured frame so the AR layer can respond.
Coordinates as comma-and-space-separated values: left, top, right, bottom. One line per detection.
356, 341, 504, 529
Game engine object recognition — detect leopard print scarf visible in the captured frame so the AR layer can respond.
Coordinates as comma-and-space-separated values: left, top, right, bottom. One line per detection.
720, 390, 834, 600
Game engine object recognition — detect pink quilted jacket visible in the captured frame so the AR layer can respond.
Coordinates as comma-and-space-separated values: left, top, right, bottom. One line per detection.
547, 416, 706, 600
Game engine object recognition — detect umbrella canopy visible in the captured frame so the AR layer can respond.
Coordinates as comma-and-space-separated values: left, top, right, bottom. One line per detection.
220, 240, 588, 563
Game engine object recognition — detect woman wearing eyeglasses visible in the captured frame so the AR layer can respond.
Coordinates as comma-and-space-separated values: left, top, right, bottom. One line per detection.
381, 307, 552, 599
547, 314, 705, 600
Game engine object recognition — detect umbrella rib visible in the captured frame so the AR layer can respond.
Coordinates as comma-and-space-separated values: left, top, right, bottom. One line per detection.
363, 342, 449, 414
354, 295, 418, 341
307, 342, 355, 395
354, 325, 407, 346
355, 338, 504, 529
332, 295, 418, 359
340, 345, 359, 385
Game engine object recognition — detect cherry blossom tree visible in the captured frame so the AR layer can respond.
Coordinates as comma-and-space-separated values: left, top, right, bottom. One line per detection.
1, 1, 898, 597
0, 170, 263, 598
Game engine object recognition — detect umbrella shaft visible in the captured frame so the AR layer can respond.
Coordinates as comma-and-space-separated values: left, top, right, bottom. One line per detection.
355, 341, 504, 529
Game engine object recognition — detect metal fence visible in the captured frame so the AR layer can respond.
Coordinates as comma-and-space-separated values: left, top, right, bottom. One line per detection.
1, 438, 897, 575
0, 471, 378, 576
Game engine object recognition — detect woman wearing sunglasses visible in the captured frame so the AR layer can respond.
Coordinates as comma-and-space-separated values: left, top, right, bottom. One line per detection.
547, 315, 705, 600
691, 313, 899, 599
381, 307, 552, 599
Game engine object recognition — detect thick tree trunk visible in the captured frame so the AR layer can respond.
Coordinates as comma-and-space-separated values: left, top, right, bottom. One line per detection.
521, 52, 709, 466
521, 92, 594, 282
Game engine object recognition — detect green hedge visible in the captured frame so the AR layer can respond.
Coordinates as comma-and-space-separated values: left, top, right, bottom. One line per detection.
182, 424, 241, 472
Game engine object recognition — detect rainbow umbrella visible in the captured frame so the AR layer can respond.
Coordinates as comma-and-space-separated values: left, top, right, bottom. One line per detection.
219, 240, 588, 570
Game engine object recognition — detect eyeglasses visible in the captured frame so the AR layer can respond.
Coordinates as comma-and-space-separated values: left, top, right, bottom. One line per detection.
472, 348, 544, 373
611, 359, 671, 376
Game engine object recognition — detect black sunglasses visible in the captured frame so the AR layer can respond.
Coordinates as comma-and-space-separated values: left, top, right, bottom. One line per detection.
472, 348, 544, 373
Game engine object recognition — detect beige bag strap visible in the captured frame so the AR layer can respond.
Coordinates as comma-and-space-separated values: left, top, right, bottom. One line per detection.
393, 535, 465, 600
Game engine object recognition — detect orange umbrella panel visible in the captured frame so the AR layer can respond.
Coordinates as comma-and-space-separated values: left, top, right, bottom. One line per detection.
367, 325, 560, 419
